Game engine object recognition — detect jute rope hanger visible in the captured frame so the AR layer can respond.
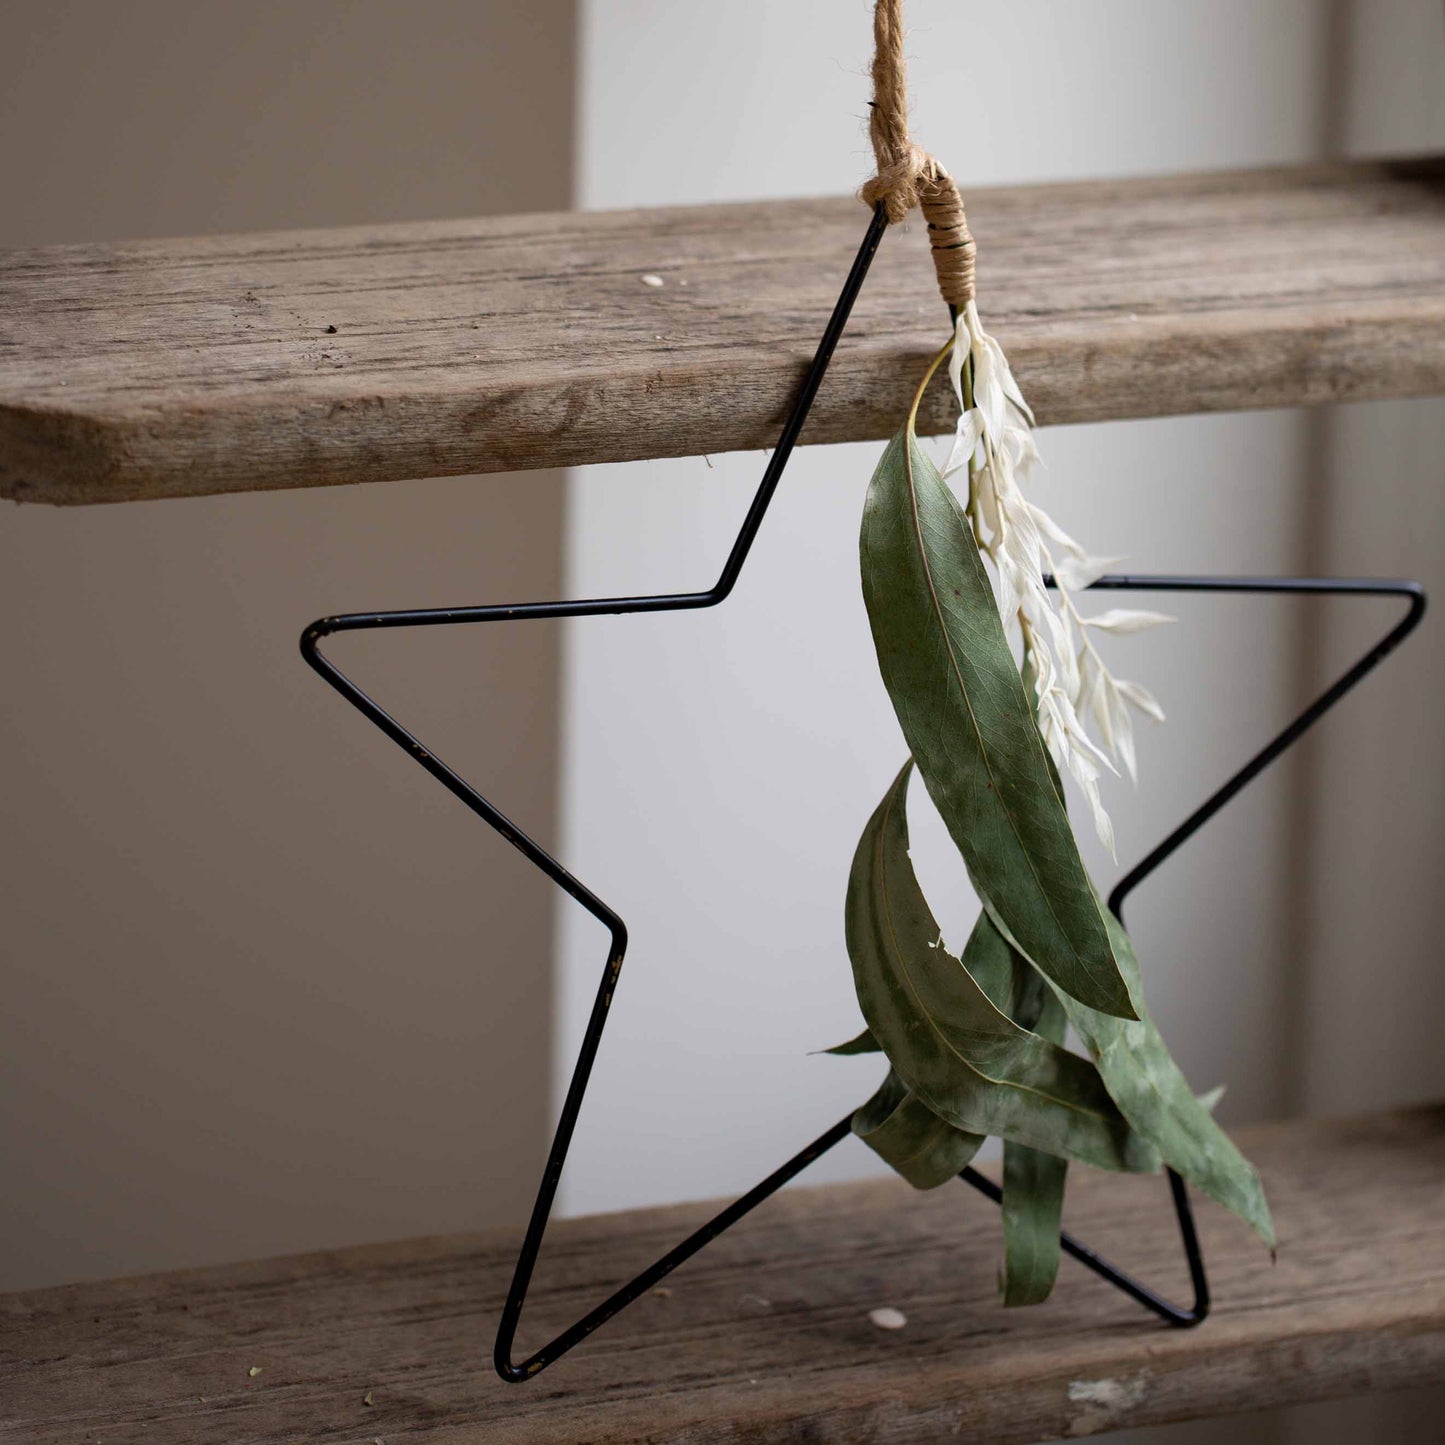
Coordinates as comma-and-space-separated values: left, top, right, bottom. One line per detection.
861, 0, 976, 309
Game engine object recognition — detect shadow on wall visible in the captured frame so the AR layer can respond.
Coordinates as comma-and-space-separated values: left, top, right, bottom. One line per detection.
0, 0, 573, 1290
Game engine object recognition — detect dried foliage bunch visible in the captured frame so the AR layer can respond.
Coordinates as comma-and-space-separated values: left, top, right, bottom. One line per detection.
828, 0, 1273, 1307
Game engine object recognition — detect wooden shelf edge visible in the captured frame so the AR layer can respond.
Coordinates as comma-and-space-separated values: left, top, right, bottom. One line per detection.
3, 1104, 1444, 1443
2, 155, 1443, 505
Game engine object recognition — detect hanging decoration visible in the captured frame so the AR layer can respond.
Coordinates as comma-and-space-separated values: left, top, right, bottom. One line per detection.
828, 0, 1271, 1307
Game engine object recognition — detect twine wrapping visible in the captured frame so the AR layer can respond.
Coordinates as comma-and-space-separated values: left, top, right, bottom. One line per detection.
860, 0, 976, 308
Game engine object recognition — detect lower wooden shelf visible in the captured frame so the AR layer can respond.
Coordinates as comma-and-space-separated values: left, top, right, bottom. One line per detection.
3, 1106, 1443, 1443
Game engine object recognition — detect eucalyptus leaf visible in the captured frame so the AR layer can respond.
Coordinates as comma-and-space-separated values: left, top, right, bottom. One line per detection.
1005, 937, 1058, 1035
974, 677, 1268, 1254
1001, 1136, 1067, 1306
822, 1028, 882, 1056
860, 425, 1135, 1020
1000, 947, 1068, 1306
985, 907, 1274, 1247
844, 762, 1157, 1173
853, 1068, 984, 1189
961, 912, 1014, 1012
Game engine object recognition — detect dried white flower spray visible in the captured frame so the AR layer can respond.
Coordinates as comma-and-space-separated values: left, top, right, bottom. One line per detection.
943, 304, 1171, 854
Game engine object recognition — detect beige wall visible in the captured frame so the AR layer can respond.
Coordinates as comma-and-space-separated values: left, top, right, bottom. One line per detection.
0, 1, 573, 1289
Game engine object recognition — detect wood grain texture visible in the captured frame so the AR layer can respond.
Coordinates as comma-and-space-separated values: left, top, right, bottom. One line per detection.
2, 157, 1444, 505
3, 1106, 1443, 1443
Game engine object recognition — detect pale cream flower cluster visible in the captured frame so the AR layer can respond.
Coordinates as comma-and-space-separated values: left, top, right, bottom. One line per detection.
943, 302, 1169, 855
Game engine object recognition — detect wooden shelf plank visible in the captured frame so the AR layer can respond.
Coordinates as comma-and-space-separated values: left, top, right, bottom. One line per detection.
1, 158, 1443, 505
3, 1106, 1443, 1443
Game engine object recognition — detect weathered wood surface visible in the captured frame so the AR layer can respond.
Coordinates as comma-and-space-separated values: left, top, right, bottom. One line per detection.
2, 157, 1444, 505
3, 1107, 1443, 1443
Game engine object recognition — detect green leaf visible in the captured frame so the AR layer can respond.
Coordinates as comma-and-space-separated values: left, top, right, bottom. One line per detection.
1001, 1136, 1067, 1305
843, 762, 1157, 1173
961, 915, 1014, 1012
1000, 946, 1068, 1306
1008, 906, 1274, 1248
822, 1028, 882, 1056
860, 426, 1135, 1020
852, 1068, 984, 1189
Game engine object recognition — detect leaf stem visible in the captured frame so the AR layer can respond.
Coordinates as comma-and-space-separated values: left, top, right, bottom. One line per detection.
962, 350, 981, 529
907, 337, 956, 436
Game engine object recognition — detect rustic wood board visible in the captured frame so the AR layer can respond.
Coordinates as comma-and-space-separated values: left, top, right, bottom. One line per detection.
3, 1107, 1443, 1443
2, 157, 1444, 505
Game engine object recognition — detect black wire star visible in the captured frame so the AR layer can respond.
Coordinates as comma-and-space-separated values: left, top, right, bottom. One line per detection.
301, 202, 1424, 1382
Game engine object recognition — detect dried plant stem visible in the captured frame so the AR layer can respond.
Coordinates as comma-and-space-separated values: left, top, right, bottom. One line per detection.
907, 338, 956, 435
